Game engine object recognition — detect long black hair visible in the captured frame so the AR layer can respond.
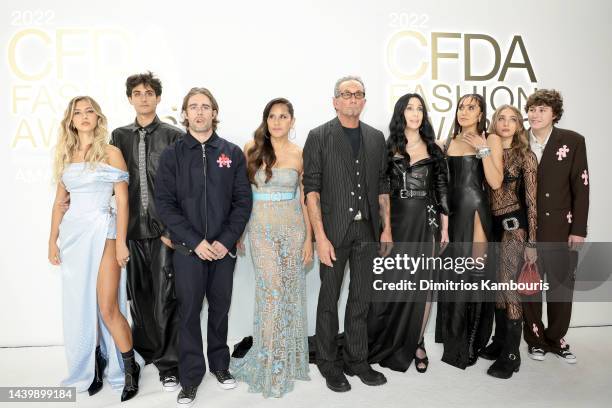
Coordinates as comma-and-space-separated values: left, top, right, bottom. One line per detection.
386, 93, 443, 163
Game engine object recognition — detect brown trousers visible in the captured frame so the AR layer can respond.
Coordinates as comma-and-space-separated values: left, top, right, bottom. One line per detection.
522, 247, 578, 352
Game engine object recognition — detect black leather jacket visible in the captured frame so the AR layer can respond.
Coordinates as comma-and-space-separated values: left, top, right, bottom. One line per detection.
388, 155, 449, 215
111, 116, 185, 240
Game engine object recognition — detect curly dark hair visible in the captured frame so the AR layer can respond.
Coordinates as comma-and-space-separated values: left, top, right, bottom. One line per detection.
525, 89, 564, 124
386, 93, 444, 164
246, 98, 294, 186
125, 71, 162, 97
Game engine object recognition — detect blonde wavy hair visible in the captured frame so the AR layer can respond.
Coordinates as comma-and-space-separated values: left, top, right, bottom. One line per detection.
53, 96, 109, 182
488, 104, 530, 161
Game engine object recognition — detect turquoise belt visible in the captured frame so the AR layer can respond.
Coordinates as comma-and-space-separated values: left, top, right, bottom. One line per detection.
252, 191, 296, 201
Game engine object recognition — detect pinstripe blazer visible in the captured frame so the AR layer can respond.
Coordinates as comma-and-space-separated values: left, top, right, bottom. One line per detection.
303, 117, 389, 247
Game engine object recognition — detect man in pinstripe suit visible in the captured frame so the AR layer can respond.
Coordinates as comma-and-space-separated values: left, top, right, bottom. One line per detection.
303, 76, 392, 392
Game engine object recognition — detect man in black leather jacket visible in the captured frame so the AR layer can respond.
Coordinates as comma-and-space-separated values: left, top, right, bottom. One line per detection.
110, 71, 184, 391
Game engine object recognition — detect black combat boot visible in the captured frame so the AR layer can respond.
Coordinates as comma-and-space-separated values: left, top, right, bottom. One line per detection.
487, 319, 521, 379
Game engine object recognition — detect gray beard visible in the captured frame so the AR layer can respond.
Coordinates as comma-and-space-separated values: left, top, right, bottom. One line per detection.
340, 107, 362, 117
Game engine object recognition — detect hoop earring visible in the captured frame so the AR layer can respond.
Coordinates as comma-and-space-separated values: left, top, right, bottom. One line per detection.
289, 128, 296, 140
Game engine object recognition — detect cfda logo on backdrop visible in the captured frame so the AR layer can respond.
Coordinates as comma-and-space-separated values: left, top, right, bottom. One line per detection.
6, 10, 133, 152
385, 13, 538, 138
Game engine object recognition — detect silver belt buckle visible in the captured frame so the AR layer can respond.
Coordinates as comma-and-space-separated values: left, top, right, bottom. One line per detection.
270, 192, 282, 201
502, 216, 519, 231
354, 210, 362, 221
400, 189, 410, 199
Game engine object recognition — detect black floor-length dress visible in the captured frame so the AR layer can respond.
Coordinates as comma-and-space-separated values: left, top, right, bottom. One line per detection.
434, 147, 494, 369
367, 154, 448, 372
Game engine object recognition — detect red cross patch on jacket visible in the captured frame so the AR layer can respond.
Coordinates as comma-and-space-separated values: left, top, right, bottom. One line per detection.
217, 153, 232, 168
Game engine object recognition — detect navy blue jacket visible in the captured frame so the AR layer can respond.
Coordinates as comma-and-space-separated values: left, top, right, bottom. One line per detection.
155, 131, 252, 253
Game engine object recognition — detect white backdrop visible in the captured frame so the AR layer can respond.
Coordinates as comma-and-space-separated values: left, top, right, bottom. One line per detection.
1, 0, 611, 346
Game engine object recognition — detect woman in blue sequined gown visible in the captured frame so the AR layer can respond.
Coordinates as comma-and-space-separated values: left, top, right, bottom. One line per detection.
48, 96, 143, 401
230, 98, 313, 397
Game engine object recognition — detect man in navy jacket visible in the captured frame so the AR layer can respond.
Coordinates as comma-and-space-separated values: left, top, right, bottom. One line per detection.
155, 87, 252, 406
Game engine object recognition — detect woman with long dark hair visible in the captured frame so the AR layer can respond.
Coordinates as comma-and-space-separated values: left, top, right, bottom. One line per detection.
435, 93, 503, 369
367, 93, 449, 373
480, 104, 537, 378
230, 98, 313, 397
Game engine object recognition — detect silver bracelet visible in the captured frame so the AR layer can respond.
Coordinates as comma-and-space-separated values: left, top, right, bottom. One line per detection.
476, 146, 491, 159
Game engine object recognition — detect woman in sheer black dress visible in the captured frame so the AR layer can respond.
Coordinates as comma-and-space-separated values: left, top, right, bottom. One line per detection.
480, 104, 538, 379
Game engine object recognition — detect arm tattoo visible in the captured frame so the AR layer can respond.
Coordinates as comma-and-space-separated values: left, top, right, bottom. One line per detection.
379, 194, 390, 230
312, 198, 322, 224
307, 193, 323, 226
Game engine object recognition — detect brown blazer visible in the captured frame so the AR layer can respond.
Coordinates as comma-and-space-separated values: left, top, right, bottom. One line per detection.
532, 126, 589, 242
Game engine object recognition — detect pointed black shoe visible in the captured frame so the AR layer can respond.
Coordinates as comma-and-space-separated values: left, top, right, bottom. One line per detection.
480, 308, 507, 360
487, 319, 522, 379
120, 353, 140, 402
88, 346, 107, 396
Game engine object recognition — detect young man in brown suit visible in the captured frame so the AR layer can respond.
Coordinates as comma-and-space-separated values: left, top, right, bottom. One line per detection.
523, 89, 589, 363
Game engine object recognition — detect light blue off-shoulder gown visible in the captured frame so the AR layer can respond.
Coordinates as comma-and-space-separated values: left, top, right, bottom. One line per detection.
58, 162, 143, 392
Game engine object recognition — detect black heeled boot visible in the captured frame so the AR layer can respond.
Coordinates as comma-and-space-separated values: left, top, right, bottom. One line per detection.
120, 349, 140, 402
480, 308, 507, 360
88, 346, 107, 396
466, 302, 482, 367
487, 319, 522, 379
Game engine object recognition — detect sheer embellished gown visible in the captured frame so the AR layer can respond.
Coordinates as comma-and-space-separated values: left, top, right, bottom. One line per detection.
59, 162, 144, 392
230, 168, 310, 397
367, 154, 448, 371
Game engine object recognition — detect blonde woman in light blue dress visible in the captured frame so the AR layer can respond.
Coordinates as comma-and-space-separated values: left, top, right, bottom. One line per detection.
230, 98, 313, 397
48, 96, 143, 402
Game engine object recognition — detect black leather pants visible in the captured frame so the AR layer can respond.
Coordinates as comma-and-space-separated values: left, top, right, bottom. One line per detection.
127, 238, 180, 379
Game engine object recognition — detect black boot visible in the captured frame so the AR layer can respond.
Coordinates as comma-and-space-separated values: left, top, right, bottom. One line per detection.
120, 349, 140, 402
466, 302, 482, 366
88, 346, 107, 396
487, 319, 521, 379
480, 308, 506, 360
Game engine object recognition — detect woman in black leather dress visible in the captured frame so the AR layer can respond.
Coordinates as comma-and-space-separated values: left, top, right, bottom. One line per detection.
434, 94, 503, 369
367, 93, 449, 373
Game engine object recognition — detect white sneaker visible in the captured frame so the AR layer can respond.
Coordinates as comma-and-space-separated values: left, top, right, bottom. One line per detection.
210, 370, 237, 390
162, 375, 180, 392
527, 346, 546, 361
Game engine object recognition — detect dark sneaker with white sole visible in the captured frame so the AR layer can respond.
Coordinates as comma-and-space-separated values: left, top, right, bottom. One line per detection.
210, 369, 237, 390
177, 385, 197, 407
162, 375, 180, 392
555, 348, 577, 364
527, 346, 546, 361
